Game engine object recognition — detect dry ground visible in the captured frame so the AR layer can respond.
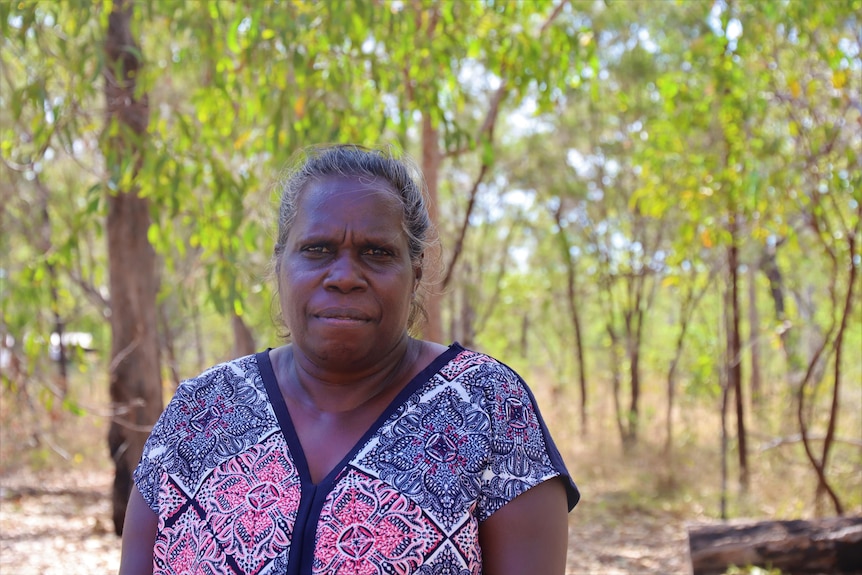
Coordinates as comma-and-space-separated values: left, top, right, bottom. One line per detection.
0, 467, 691, 575
3, 365, 857, 574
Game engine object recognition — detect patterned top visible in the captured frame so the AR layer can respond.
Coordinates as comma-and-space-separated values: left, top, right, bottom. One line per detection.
134, 343, 579, 575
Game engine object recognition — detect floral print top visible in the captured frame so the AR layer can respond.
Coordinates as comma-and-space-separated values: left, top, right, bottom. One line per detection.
134, 343, 579, 575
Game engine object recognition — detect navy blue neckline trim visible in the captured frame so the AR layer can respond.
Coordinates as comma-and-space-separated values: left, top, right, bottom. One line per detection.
253, 342, 578, 572
255, 343, 463, 575
256, 343, 463, 490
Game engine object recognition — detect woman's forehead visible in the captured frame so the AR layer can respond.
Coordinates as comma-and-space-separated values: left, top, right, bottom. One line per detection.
299, 174, 402, 210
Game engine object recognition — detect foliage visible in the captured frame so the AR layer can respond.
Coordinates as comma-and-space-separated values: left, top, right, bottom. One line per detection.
1, 0, 859, 518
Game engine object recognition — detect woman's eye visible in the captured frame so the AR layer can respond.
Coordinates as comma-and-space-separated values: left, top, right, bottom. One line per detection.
303, 245, 330, 254
365, 247, 391, 257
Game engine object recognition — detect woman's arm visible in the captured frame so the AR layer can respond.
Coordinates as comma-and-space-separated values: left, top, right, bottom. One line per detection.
479, 477, 569, 575
118, 486, 158, 575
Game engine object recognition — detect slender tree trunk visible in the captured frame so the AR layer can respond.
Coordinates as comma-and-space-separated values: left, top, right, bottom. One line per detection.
796, 226, 857, 516
665, 272, 713, 458
572, 288, 588, 437
747, 263, 762, 406
608, 325, 628, 449
192, 299, 206, 373
103, 0, 162, 535
447, 290, 457, 344
665, 334, 682, 458
665, 296, 691, 459
421, 116, 443, 343
158, 303, 181, 389
719, 399, 729, 521
720, 289, 731, 520
553, 206, 588, 435
459, 264, 476, 349
728, 218, 748, 490
34, 176, 68, 405
231, 312, 256, 358
761, 242, 801, 433
796, 336, 844, 515
628, 308, 644, 445
815, 232, 858, 514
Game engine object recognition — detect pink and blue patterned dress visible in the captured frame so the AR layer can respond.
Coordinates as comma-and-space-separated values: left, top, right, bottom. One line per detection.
134, 343, 579, 575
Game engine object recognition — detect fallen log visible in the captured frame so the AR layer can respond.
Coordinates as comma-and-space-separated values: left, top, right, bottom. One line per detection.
688, 516, 862, 575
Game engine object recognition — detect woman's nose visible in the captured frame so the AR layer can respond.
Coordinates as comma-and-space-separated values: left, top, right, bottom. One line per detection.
323, 252, 367, 291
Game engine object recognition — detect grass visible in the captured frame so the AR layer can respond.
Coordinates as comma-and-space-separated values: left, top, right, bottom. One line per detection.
1, 358, 858, 575
2, 356, 859, 523
532, 371, 862, 523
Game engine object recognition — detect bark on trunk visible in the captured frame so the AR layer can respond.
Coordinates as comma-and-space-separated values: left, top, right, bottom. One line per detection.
554, 205, 588, 436
747, 263, 762, 405
34, 176, 69, 406
103, 0, 162, 535
232, 312, 256, 358
628, 308, 643, 445
688, 517, 862, 575
421, 116, 443, 343
458, 264, 476, 349
158, 303, 181, 389
728, 220, 749, 490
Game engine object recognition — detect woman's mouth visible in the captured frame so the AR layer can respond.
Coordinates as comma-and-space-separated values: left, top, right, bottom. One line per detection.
314, 308, 372, 324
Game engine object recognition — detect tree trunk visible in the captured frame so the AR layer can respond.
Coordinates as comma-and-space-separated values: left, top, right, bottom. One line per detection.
35, 176, 69, 407
158, 303, 181, 389
231, 312, 256, 358
795, 240, 856, 516
103, 0, 162, 535
720, 284, 732, 520
727, 220, 749, 490
421, 115, 443, 343
747, 263, 762, 406
192, 299, 206, 373
627, 307, 644, 446
665, 332, 682, 458
553, 206, 588, 435
688, 517, 862, 575
607, 325, 628, 449
459, 264, 476, 349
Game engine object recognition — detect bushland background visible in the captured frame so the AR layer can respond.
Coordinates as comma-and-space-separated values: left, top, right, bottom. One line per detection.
1, 1, 860, 573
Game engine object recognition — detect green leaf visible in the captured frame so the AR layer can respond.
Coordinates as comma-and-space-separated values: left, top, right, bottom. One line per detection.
227, 20, 241, 54
147, 223, 160, 247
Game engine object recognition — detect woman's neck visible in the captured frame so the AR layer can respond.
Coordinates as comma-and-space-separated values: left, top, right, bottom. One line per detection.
281, 336, 418, 415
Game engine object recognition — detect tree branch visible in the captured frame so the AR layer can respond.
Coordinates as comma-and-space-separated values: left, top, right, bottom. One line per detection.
441, 161, 488, 290
541, 0, 569, 34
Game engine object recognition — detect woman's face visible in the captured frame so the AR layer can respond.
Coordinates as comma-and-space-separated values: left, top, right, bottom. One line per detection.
277, 175, 420, 370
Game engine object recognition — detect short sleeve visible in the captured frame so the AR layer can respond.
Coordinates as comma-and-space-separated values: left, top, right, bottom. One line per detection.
470, 361, 579, 521
133, 457, 160, 513
131, 355, 278, 514
131, 374, 202, 513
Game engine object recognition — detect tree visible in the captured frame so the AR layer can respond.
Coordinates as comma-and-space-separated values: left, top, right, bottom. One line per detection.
754, 0, 861, 514
102, 0, 163, 534
2, 0, 859, 527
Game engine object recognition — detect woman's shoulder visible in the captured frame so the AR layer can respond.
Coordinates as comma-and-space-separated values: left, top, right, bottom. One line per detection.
136, 352, 279, 497
143, 352, 276, 453
436, 343, 522, 385
174, 353, 264, 395
192, 352, 261, 380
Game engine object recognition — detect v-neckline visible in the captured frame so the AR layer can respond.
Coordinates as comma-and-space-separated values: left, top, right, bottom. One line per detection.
256, 343, 461, 490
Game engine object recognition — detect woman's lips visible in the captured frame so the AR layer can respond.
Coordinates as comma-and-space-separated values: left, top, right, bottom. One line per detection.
314, 308, 372, 324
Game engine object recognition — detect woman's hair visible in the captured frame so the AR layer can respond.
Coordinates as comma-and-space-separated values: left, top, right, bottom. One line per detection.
273, 144, 437, 332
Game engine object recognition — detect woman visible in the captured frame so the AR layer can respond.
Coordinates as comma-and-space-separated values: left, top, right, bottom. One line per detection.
119, 144, 579, 575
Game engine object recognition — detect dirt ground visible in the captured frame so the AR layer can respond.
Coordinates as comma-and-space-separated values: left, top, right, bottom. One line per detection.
0, 467, 692, 575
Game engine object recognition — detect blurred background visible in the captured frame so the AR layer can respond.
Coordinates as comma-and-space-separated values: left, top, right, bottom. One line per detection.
1, 1, 859, 573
